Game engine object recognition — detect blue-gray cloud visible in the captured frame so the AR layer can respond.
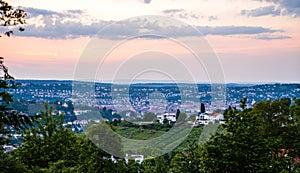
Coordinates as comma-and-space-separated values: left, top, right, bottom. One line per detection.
19, 20, 114, 39
241, 6, 281, 17
197, 26, 280, 35
162, 8, 217, 20
22, 7, 85, 18
271, 0, 300, 16
143, 0, 151, 4
255, 34, 291, 40
258, 0, 300, 17
18, 22, 283, 39
162, 9, 185, 14
16, 8, 286, 40
208, 16, 218, 21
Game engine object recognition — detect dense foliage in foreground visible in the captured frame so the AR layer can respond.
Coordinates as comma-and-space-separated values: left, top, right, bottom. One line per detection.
0, 98, 299, 172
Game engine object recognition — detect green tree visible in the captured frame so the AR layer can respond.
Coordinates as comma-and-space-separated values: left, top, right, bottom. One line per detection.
14, 103, 114, 172
0, 57, 34, 147
0, 2, 33, 172
199, 98, 299, 172
163, 117, 169, 125
200, 103, 205, 113
114, 159, 128, 173
170, 140, 201, 173
0, 150, 28, 173
126, 159, 140, 173
86, 120, 124, 158
113, 158, 141, 173
175, 109, 180, 120
177, 112, 187, 122
288, 98, 300, 168
14, 103, 67, 169
143, 112, 156, 122
141, 156, 169, 173
188, 114, 197, 121
0, 1, 31, 145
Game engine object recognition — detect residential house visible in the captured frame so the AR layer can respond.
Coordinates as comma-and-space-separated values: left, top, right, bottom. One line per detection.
193, 112, 224, 127
157, 112, 176, 124
125, 154, 144, 164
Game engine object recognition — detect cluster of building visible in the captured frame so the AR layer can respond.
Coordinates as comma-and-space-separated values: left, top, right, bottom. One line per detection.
156, 112, 177, 124
9, 81, 300, 117
192, 112, 225, 127
4, 81, 300, 155
155, 111, 224, 126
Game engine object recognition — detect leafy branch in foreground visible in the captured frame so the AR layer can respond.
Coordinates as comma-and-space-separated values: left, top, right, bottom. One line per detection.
0, 0, 26, 37
0, 1, 31, 135
0, 59, 35, 129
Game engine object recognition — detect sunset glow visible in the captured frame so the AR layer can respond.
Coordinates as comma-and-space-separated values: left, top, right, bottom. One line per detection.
1, 0, 299, 82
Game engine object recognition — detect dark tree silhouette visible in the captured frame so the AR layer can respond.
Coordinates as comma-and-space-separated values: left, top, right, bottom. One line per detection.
0, 0, 26, 37
0, 1, 32, 148
176, 109, 180, 120
0, 58, 34, 136
200, 103, 205, 113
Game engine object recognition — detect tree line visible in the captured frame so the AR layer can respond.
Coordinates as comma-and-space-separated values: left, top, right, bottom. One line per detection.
1, 95, 299, 172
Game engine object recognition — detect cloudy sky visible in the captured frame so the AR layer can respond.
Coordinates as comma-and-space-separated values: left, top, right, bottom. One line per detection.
1, 0, 299, 83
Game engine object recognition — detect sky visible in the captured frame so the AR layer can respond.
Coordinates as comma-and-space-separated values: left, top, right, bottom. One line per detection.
1, 0, 300, 83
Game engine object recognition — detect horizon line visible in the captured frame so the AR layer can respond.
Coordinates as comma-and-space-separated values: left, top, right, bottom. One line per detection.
14, 79, 300, 85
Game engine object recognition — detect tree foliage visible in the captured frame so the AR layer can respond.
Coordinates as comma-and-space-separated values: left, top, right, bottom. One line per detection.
198, 98, 300, 172
0, 58, 35, 149
86, 120, 124, 158
0, 0, 26, 37
14, 103, 114, 172
141, 155, 169, 173
0, 1, 31, 147
143, 112, 156, 122
169, 139, 203, 173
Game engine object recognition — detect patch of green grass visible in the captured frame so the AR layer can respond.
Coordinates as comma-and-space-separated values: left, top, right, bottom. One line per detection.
115, 126, 166, 140
111, 121, 207, 157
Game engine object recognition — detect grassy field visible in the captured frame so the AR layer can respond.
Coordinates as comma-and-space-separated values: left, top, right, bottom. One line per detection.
110, 121, 207, 157
115, 125, 167, 140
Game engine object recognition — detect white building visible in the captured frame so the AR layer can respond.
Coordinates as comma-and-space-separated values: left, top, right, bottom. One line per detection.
157, 112, 176, 124
3, 145, 16, 153
125, 154, 144, 164
193, 112, 224, 126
